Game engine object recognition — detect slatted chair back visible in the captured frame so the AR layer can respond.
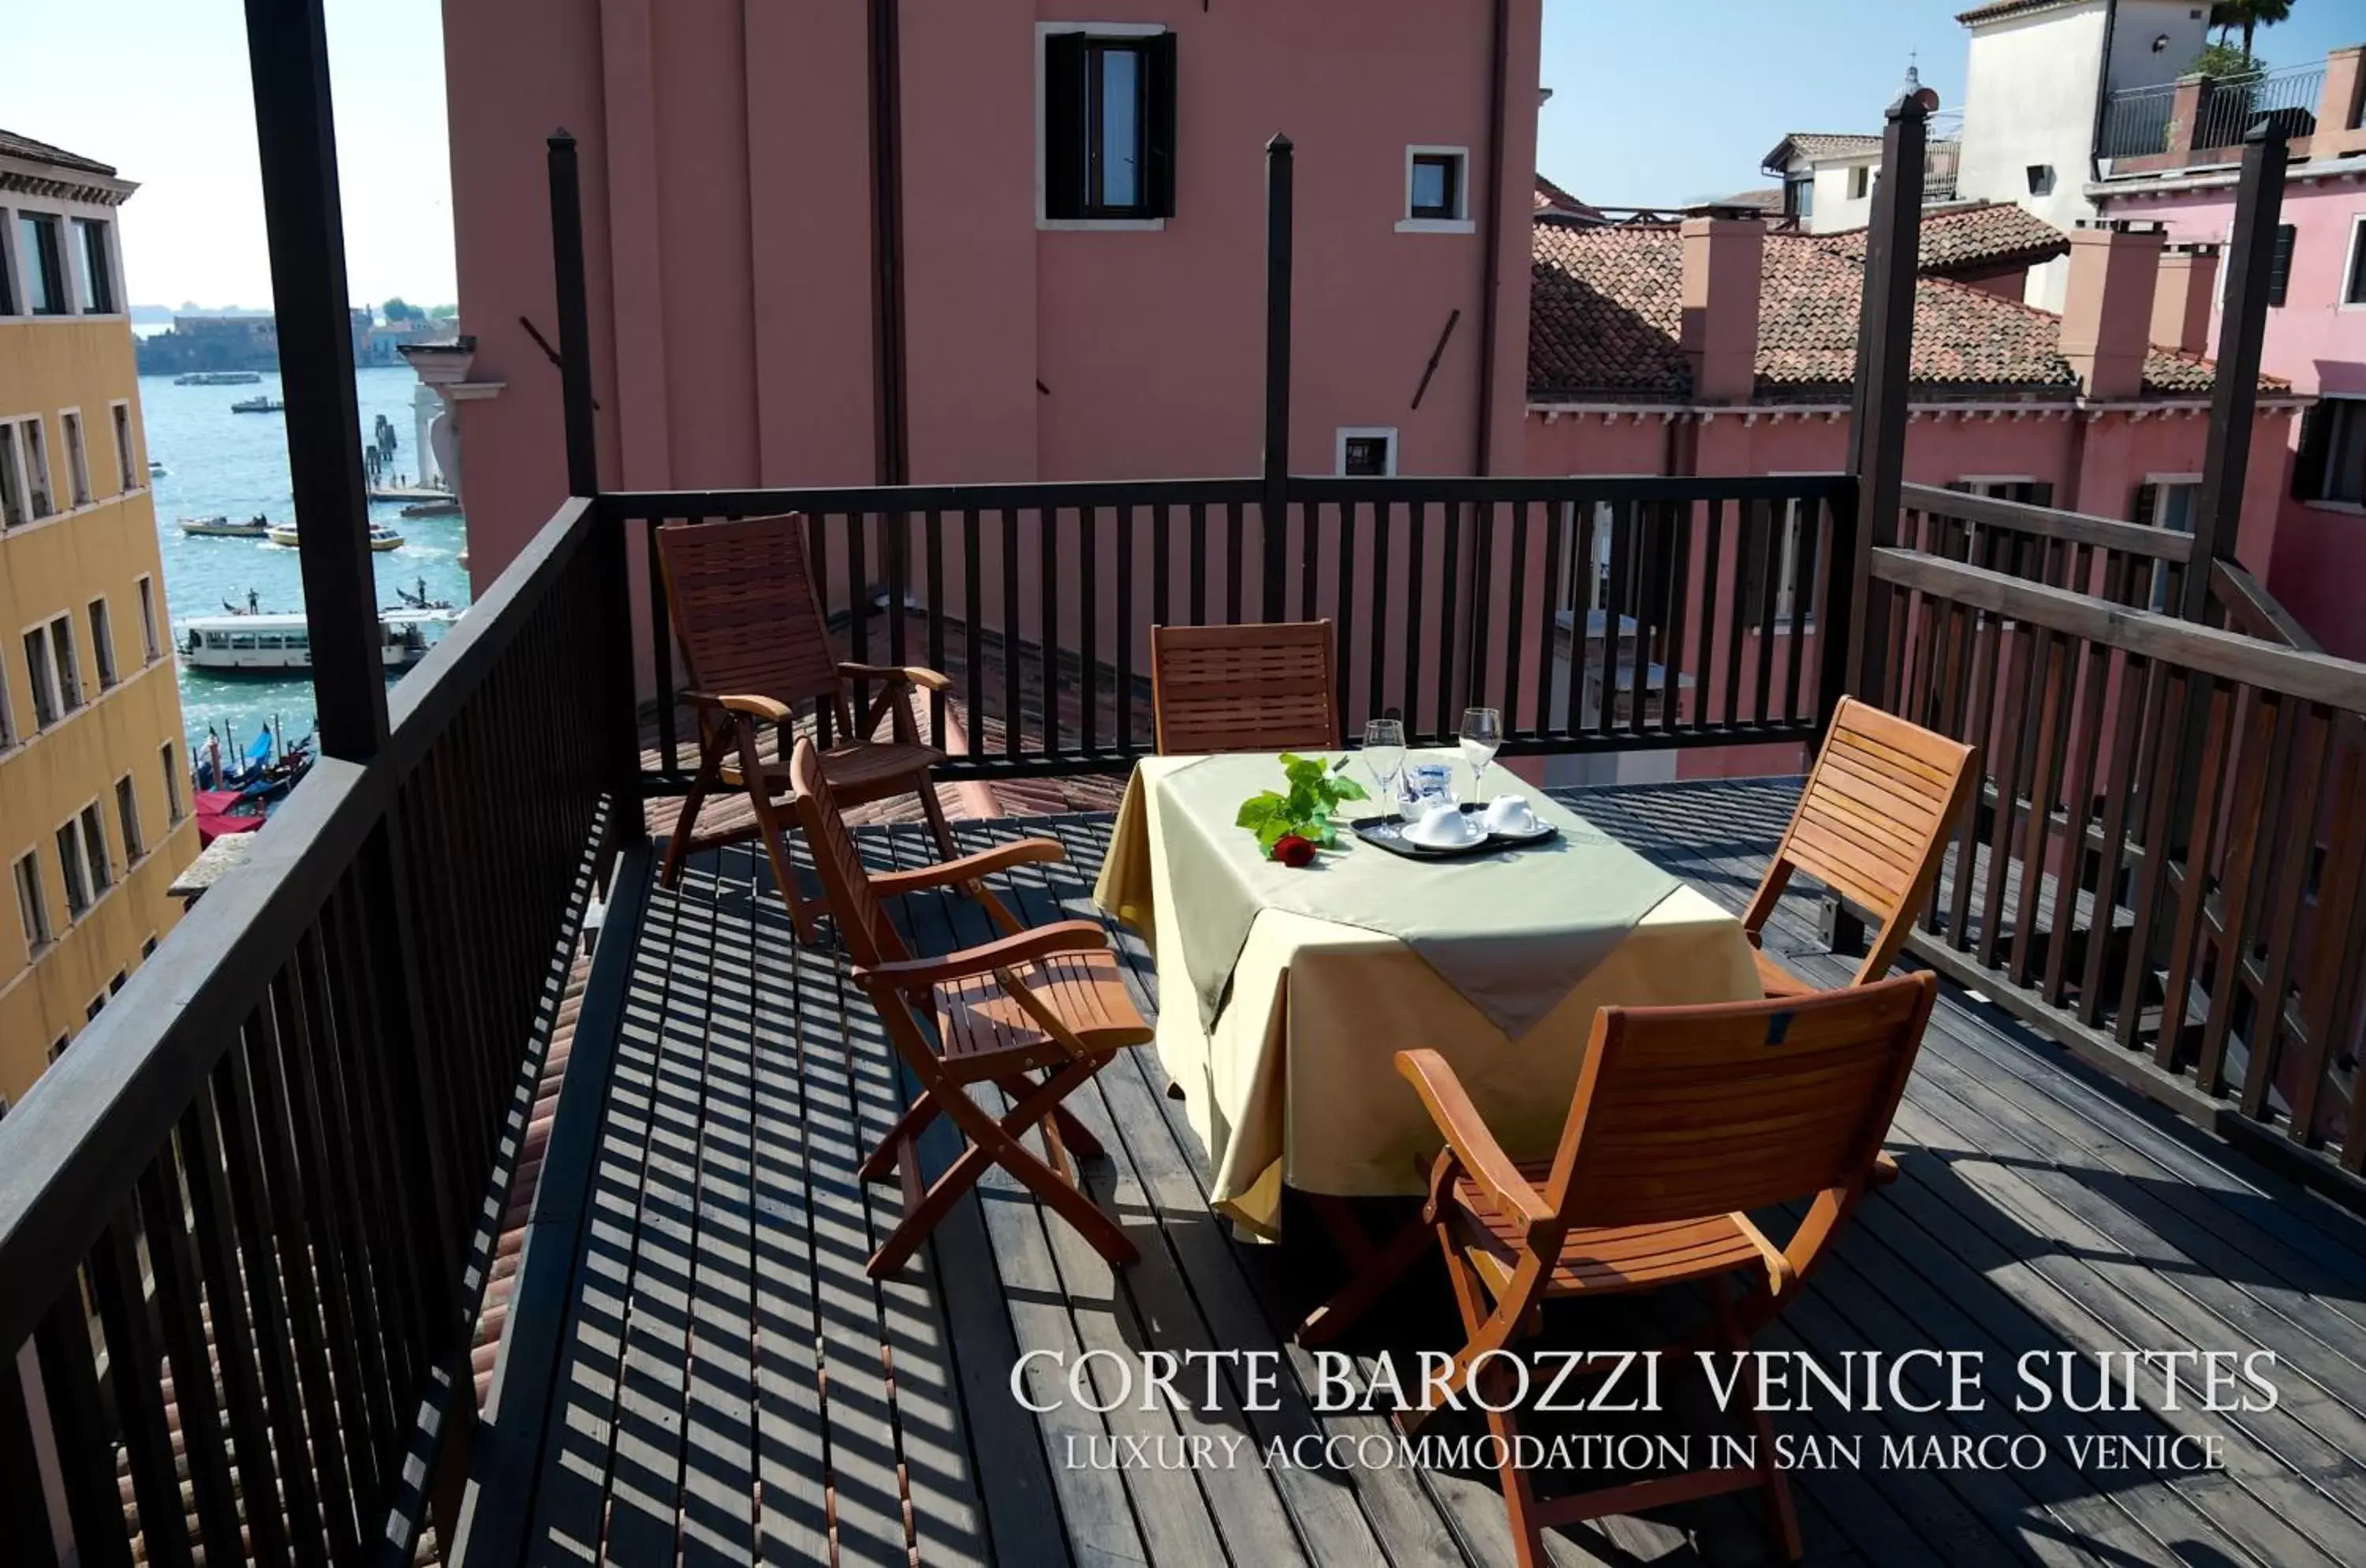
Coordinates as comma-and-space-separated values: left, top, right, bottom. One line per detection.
1151, 621, 1340, 755
1543, 974, 1937, 1233
1744, 696, 1977, 986
656, 513, 850, 726
780, 735, 910, 970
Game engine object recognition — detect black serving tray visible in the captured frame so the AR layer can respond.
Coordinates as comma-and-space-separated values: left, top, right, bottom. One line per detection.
1351, 803, 1560, 861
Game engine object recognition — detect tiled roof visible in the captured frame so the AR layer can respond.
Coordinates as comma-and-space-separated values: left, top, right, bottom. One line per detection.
1528, 221, 2257, 402
1533, 173, 1601, 221
1956, 0, 2075, 23
1775, 133, 1884, 165
0, 128, 116, 177
1824, 201, 2071, 274
1712, 189, 1790, 214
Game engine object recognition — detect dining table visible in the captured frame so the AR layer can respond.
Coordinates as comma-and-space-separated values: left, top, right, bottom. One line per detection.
1090, 750, 1765, 1245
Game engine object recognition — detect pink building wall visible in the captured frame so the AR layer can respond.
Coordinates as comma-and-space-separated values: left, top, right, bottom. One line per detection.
2098, 173, 2366, 658
441, 0, 1541, 589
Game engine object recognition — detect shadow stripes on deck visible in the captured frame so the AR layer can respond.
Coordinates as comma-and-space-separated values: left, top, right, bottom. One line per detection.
463, 777, 2366, 1567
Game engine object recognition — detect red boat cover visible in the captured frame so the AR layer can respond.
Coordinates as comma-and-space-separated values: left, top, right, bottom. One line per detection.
196, 790, 264, 846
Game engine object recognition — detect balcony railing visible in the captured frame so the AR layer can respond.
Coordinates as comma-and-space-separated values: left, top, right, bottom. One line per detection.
0, 497, 627, 1565
2099, 62, 2326, 162
614, 472, 1860, 792
1867, 521, 2366, 1175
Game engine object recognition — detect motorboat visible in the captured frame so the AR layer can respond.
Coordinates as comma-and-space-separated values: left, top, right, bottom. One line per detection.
179, 513, 271, 539
230, 395, 285, 413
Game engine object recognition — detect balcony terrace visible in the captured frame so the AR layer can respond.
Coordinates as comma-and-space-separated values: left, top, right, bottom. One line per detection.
4, 17, 2366, 1568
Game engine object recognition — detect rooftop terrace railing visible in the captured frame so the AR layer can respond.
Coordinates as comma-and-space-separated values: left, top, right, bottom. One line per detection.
609, 472, 1860, 793
0, 496, 626, 1566
1867, 538, 2366, 1191
2099, 62, 2326, 162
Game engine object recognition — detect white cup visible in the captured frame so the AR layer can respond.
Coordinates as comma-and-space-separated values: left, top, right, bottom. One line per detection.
1482, 794, 1539, 835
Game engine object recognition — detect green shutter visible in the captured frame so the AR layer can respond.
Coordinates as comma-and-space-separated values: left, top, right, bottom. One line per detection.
1144, 31, 1177, 219
2292, 402, 2331, 500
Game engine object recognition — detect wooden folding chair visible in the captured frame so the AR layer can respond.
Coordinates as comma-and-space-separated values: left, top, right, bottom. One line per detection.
744, 729, 1155, 1279
653, 513, 957, 937
1745, 696, 1976, 999
1150, 620, 1339, 754
1397, 972, 1940, 1565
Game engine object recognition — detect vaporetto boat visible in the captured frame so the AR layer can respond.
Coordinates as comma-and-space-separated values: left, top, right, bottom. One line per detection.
177, 610, 454, 674
265, 521, 406, 552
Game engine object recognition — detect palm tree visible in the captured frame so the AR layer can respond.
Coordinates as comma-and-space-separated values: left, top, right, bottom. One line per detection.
2209, 0, 2293, 69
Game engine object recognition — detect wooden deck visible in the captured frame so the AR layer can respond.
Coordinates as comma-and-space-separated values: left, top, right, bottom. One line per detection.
454, 778, 2366, 1568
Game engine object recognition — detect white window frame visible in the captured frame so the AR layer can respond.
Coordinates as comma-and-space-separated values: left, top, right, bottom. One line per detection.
135, 574, 160, 663
45, 612, 81, 712
13, 849, 49, 954
1334, 426, 1398, 476
162, 740, 185, 823
18, 415, 52, 518
55, 810, 92, 919
59, 406, 90, 507
1034, 21, 1172, 233
88, 595, 116, 690
2342, 214, 2366, 311
115, 771, 144, 864
1398, 145, 1475, 235
21, 618, 65, 728
72, 217, 117, 315
109, 399, 136, 491
78, 799, 110, 896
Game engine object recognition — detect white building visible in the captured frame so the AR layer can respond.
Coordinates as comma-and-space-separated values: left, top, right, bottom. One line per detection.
1952, 0, 2210, 307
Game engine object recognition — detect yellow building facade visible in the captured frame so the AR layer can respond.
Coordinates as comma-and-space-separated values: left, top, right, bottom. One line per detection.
1, 132, 196, 1111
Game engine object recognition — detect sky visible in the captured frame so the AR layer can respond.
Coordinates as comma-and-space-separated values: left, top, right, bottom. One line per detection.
1541, 0, 2360, 209
3, 1, 2357, 308
4, 0, 453, 310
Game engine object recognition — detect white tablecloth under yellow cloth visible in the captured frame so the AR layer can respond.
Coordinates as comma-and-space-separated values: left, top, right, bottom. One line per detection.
1092, 757, 1763, 1238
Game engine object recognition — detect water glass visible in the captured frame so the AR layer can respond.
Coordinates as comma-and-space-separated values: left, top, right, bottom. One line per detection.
1361, 719, 1405, 805
1459, 707, 1502, 797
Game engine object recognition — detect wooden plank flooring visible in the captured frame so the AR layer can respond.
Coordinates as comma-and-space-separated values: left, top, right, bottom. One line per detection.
475, 777, 2366, 1567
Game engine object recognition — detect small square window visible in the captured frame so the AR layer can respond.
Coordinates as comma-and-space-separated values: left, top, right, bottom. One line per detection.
1338, 428, 1397, 477
1848, 166, 1874, 201
1409, 152, 1465, 222
2026, 164, 2056, 196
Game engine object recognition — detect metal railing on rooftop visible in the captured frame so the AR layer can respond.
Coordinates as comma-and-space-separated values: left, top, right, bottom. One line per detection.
2099, 62, 2325, 162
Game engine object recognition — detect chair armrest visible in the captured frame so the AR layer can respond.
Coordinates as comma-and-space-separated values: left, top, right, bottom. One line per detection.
839, 662, 953, 693
1395, 1049, 1554, 1233
870, 838, 1069, 896
854, 918, 1108, 990
689, 691, 793, 725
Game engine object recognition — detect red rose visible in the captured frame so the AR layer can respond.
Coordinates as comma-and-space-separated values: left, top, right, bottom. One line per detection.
1271, 833, 1317, 868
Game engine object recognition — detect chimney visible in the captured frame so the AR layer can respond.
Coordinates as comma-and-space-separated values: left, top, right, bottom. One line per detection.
2061, 221, 2163, 401
1680, 215, 1763, 404
2150, 243, 2220, 357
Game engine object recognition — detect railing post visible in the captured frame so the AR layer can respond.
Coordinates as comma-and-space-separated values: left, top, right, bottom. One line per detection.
1842, 87, 1929, 710
2179, 123, 2285, 625
547, 132, 645, 843
1262, 133, 1293, 622
242, 0, 388, 764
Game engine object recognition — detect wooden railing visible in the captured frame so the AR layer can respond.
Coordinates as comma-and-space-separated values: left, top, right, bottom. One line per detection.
0, 497, 627, 1566
1868, 543, 2366, 1189
608, 472, 1860, 786
1898, 482, 2192, 611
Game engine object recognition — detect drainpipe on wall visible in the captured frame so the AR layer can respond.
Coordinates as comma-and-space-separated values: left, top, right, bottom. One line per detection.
868, 0, 910, 486
1461, 0, 1512, 704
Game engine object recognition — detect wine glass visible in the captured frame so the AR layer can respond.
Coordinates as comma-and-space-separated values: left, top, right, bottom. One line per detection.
1459, 707, 1502, 799
1361, 719, 1405, 808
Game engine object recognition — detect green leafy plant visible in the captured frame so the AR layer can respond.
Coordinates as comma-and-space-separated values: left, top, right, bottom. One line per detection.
1235, 752, 1368, 860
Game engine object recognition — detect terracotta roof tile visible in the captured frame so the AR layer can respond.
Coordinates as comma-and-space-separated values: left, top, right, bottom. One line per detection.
1823, 201, 2071, 274
1533, 173, 1601, 220
1528, 222, 2267, 402
1776, 133, 1885, 164
1956, 0, 2073, 23
0, 128, 116, 177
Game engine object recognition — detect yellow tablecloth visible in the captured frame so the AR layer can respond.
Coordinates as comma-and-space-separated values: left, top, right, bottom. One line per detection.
1092, 756, 1762, 1238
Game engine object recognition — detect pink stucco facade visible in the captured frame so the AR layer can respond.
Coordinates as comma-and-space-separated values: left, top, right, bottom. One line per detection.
441, 0, 1541, 585
2095, 65, 2366, 658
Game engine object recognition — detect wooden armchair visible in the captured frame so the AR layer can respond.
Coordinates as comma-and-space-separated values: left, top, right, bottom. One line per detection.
1397, 973, 1939, 1565
748, 732, 1155, 1279
1150, 620, 1339, 754
1745, 696, 1976, 999
654, 513, 957, 935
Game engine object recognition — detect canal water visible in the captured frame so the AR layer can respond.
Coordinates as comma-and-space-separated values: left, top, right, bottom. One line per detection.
140, 365, 473, 762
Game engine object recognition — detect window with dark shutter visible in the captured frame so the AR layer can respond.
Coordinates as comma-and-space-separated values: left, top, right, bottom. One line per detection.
1043, 30, 1176, 222
2267, 224, 2297, 308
